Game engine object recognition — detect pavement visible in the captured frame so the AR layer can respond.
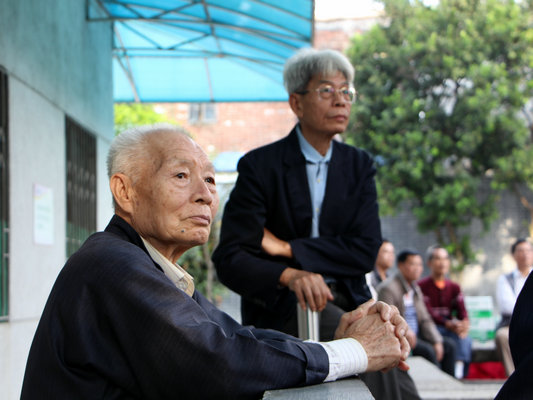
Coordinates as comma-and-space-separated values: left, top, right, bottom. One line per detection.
217, 288, 242, 323
407, 357, 503, 400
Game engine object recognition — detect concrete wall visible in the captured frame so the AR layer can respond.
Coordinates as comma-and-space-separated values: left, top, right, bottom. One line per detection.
0, 1, 114, 398
381, 184, 532, 303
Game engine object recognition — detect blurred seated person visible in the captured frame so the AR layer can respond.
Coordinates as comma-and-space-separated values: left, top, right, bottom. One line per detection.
367, 239, 395, 299
20, 126, 411, 400
495, 238, 533, 376
418, 245, 472, 378
378, 249, 456, 376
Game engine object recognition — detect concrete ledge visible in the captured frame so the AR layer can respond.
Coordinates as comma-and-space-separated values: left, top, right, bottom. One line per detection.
407, 356, 503, 400
263, 377, 374, 399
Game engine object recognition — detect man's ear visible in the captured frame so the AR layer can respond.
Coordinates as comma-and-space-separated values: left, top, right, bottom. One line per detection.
109, 173, 135, 216
289, 93, 304, 119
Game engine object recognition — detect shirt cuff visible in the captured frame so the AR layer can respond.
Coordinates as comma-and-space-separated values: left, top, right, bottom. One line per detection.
315, 338, 368, 382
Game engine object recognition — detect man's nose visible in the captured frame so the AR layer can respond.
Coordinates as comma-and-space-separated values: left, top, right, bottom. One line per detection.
193, 179, 214, 204
333, 90, 349, 105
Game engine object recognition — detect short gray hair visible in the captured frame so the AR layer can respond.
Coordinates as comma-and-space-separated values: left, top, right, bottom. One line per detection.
107, 123, 187, 184
283, 48, 355, 94
426, 244, 448, 262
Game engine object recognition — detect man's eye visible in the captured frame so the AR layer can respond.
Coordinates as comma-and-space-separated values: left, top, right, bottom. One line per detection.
340, 88, 350, 95
319, 87, 335, 94
205, 177, 216, 185
176, 173, 186, 179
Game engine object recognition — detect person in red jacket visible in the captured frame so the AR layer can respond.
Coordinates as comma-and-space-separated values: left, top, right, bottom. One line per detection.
418, 245, 472, 379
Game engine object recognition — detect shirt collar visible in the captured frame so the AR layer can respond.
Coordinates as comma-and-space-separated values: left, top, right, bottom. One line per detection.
295, 124, 332, 164
398, 272, 418, 294
141, 237, 195, 297
513, 267, 533, 279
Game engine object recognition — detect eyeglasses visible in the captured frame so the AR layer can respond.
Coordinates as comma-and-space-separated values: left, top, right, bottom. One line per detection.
296, 85, 356, 104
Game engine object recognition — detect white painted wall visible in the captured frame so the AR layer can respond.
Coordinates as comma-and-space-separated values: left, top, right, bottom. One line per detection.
0, 1, 114, 398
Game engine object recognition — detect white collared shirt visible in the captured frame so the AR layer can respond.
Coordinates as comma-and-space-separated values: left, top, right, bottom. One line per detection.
141, 237, 195, 297
295, 125, 332, 238
496, 267, 532, 316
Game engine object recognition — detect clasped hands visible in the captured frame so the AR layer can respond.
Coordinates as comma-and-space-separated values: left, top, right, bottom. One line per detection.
445, 318, 470, 339
262, 228, 410, 373
336, 300, 411, 373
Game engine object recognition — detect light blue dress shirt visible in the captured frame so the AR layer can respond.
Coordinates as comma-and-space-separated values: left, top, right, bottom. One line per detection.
295, 126, 332, 238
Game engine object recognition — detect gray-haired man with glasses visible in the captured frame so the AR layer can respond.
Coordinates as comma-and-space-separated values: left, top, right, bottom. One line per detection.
214, 48, 420, 399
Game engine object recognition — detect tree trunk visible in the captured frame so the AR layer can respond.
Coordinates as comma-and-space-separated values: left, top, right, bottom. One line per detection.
201, 243, 214, 302
512, 183, 533, 238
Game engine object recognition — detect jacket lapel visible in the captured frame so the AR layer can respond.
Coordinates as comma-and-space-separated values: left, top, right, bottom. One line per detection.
320, 142, 347, 234
283, 129, 313, 238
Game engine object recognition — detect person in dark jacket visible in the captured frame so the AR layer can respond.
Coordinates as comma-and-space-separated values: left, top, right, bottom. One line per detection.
213, 48, 419, 400
495, 271, 533, 399
20, 125, 410, 400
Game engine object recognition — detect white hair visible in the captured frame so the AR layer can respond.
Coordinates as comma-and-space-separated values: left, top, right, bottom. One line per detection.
283, 48, 355, 94
107, 123, 188, 183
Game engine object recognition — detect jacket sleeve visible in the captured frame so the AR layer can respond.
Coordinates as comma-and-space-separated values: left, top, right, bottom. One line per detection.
454, 284, 469, 321
495, 273, 533, 399
377, 281, 401, 311
213, 153, 289, 307
422, 295, 447, 326
21, 241, 329, 400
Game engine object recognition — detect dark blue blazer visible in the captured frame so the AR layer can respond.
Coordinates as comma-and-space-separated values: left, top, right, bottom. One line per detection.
495, 272, 533, 399
21, 215, 328, 400
213, 126, 381, 331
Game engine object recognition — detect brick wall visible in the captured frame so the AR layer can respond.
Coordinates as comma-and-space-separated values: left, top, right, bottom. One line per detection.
154, 101, 297, 158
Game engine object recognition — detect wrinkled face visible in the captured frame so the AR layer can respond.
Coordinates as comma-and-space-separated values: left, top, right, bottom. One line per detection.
428, 248, 450, 276
130, 132, 219, 259
292, 70, 352, 138
513, 241, 533, 270
399, 255, 423, 284
377, 242, 395, 270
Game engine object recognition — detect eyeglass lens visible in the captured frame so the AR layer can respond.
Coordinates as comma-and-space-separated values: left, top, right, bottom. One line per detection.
317, 86, 355, 102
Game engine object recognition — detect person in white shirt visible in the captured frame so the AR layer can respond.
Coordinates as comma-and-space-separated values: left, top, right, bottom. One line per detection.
495, 238, 533, 376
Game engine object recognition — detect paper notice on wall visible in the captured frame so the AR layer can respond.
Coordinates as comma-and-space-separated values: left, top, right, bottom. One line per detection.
33, 184, 54, 245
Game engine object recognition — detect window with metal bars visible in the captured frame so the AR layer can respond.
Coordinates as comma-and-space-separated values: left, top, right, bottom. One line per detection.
65, 118, 96, 257
188, 103, 217, 124
0, 68, 9, 320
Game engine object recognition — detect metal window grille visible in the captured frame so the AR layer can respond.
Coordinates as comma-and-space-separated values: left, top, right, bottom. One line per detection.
0, 68, 9, 320
188, 103, 217, 124
66, 118, 96, 257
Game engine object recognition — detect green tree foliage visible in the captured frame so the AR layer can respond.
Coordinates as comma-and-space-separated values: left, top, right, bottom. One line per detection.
346, 0, 533, 267
114, 103, 177, 135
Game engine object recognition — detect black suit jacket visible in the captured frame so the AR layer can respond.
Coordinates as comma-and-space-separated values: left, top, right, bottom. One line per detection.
21, 215, 328, 400
495, 272, 533, 399
213, 126, 381, 331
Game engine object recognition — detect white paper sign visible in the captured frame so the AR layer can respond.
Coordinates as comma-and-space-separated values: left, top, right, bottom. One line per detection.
33, 184, 54, 245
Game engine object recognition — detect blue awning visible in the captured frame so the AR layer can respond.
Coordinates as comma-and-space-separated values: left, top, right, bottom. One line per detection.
87, 0, 315, 103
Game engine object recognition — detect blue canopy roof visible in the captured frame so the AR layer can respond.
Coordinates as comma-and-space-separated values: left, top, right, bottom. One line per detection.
87, 0, 315, 102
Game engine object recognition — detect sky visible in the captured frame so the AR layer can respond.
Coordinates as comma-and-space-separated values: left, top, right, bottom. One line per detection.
314, 0, 384, 20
